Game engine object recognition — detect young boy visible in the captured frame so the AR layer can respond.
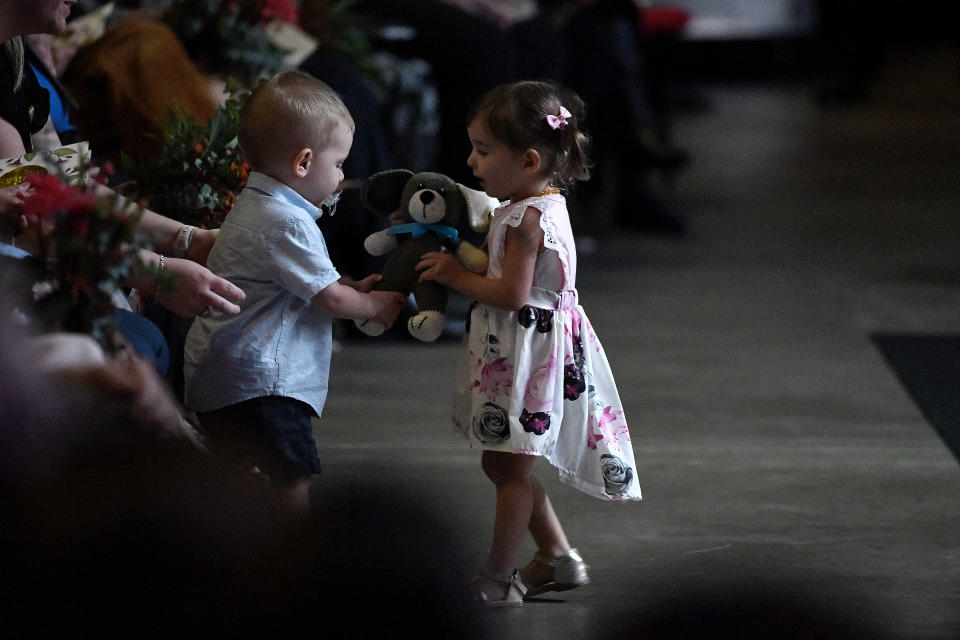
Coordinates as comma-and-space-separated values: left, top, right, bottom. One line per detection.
183, 71, 404, 513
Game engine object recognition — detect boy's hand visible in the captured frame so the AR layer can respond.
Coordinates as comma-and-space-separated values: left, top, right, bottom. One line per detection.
368, 290, 405, 328
351, 273, 383, 293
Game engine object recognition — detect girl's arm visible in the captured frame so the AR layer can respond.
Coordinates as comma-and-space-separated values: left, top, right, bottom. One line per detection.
417, 206, 542, 311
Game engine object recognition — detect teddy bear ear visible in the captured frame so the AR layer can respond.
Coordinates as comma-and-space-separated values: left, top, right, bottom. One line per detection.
361, 169, 415, 216
457, 183, 499, 233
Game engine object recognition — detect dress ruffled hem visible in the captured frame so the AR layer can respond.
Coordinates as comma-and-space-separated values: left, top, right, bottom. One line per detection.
453, 424, 642, 502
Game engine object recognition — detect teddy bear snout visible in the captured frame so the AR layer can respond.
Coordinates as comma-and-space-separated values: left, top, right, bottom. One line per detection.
408, 188, 447, 223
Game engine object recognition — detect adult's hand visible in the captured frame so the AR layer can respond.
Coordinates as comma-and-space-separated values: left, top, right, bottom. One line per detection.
0, 186, 25, 237
158, 257, 245, 318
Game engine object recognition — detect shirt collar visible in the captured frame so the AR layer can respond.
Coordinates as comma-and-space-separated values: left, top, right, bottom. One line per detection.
245, 171, 322, 220
0, 242, 30, 259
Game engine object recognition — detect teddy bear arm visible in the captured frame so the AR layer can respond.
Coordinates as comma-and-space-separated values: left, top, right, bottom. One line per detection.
364, 230, 399, 256
455, 240, 489, 274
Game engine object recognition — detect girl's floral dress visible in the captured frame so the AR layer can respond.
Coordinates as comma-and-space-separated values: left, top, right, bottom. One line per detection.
453, 194, 641, 501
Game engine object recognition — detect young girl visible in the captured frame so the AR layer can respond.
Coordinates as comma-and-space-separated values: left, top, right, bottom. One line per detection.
416, 80, 642, 608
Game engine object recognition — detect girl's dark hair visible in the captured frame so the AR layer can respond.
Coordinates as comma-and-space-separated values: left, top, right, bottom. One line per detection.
467, 80, 593, 189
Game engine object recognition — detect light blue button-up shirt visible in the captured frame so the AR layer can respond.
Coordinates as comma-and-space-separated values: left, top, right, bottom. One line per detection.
184, 172, 341, 416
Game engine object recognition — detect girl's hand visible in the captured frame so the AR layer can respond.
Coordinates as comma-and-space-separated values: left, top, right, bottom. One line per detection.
158, 257, 245, 318
416, 250, 466, 286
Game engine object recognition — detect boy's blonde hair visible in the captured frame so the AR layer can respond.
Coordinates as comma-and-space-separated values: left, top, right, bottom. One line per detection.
238, 71, 354, 172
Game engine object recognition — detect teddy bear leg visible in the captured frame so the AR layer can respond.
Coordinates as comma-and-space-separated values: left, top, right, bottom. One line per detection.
355, 318, 386, 336
408, 310, 445, 342
408, 282, 447, 342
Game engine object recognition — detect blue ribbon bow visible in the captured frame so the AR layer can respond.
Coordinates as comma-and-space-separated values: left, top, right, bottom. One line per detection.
387, 223, 459, 242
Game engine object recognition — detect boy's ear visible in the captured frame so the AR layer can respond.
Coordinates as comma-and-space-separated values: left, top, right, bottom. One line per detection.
523, 148, 541, 174
292, 148, 312, 177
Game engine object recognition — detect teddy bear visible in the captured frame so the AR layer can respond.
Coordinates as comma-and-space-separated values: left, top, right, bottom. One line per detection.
355, 169, 497, 342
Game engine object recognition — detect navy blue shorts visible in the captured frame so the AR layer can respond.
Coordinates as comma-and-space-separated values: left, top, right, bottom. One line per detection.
197, 396, 321, 486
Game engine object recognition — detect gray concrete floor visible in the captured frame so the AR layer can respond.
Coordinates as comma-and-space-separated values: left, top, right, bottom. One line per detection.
313, 49, 960, 639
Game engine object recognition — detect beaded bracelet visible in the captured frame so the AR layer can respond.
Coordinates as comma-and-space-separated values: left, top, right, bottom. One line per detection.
155, 254, 166, 304
174, 224, 195, 258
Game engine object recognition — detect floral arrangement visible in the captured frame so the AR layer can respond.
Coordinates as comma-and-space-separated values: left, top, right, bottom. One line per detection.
163, 0, 300, 87
298, 0, 375, 74
119, 88, 251, 230
20, 168, 147, 350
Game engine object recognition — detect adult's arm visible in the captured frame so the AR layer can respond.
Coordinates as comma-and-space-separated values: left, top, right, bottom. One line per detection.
1, 113, 243, 316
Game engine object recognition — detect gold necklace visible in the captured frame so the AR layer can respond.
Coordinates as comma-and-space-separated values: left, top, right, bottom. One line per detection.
532, 188, 561, 197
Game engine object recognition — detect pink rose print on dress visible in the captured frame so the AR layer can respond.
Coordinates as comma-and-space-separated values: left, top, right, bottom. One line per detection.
586, 405, 629, 451
521, 357, 556, 435
564, 307, 582, 343
570, 310, 600, 353
471, 356, 513, 402
524, 357, 557, 412
584, 316, 600, 352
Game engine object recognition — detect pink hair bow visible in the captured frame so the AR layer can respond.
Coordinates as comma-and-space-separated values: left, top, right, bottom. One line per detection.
546, 106, 572, 131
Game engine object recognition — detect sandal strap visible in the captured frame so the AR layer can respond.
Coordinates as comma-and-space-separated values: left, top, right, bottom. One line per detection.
477, 568, 516, 584
533, 547, 583, 567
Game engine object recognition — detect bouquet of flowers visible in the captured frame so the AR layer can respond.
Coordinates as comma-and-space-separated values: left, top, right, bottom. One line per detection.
164, 0, 300, 87
119, 89, 251, 230
20, 168, 147, 351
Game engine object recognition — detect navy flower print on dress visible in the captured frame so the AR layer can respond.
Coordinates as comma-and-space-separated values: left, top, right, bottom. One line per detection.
564, 363, 586, 400
564, 333, 586, 399
518, 306, 553, 333
520, 408, 551, 435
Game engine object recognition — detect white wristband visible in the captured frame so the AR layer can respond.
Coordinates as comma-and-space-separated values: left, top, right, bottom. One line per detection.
174, 224, 196, 258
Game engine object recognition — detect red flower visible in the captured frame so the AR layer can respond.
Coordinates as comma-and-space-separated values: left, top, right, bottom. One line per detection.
22, 174, 96, 220
258, 0, 298, 24
67, 209, 89, 237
